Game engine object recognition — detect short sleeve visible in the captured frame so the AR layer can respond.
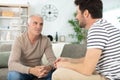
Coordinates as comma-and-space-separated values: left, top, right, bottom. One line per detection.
87, 25, 108, 50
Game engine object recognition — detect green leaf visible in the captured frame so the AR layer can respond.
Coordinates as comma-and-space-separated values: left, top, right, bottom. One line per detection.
68, 12, 87, 43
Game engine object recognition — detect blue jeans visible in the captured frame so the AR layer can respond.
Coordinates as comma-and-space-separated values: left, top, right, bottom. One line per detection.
8, 69, 55, 80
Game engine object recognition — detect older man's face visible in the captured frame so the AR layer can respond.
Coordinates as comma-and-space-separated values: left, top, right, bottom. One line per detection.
28, 16, 43, 36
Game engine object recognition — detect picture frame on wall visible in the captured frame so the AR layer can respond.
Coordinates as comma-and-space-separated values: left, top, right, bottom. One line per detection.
60, 35, 65, 42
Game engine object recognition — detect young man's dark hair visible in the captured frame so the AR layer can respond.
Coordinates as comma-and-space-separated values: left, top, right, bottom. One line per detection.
75, 0, 103, 18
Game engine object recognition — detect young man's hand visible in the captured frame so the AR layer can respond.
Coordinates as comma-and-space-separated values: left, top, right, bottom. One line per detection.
54, 57, 70, 68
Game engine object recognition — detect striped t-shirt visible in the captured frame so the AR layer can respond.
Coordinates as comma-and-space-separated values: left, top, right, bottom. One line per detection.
87, 19, 120, 80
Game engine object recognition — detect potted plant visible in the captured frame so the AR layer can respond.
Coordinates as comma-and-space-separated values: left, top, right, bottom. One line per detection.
68, 13, 87, 44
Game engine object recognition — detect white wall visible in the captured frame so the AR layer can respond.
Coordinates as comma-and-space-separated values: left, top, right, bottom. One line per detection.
103, 0, 120, 29
103, 8, 120, 29
0, 0, 120, 42
0, 0, 76, 42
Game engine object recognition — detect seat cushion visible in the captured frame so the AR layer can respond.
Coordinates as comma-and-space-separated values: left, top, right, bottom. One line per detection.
0, 52, 10, 68
61, 43, 86, 58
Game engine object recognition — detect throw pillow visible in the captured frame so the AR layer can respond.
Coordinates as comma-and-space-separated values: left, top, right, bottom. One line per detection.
0, 52, 10, 68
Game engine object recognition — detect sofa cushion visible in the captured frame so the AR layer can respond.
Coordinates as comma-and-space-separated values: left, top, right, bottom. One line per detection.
0, 44, 12, 52
61, 43, 86, 58
0, 52, 10, 68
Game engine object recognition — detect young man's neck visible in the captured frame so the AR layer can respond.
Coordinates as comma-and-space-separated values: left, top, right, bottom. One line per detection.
86, 18, 101, 29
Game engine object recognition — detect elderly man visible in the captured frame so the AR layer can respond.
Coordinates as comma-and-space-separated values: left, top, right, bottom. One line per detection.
8, 14, 56, 80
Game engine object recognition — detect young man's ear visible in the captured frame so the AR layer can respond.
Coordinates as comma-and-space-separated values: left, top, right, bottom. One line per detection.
83, 9, 89, 18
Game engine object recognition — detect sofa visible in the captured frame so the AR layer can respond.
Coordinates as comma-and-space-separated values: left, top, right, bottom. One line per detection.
0, 44, 11, 80
0, 43, 86, 80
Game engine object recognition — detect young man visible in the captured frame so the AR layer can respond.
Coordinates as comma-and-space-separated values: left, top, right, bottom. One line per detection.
8, 14, 56, 80
52, 0, 120, 80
